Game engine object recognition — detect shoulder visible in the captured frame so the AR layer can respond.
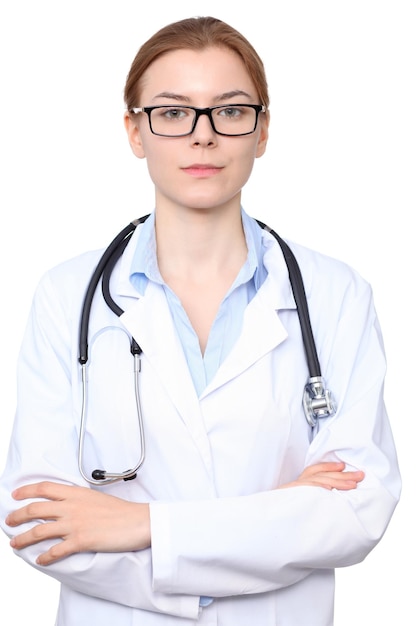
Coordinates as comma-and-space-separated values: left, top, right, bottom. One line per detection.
32, 249, 105, 311
281, 240, 377, 345
259, 229, 376, 340
262, 228, 371, 301
287, 239, 369, 292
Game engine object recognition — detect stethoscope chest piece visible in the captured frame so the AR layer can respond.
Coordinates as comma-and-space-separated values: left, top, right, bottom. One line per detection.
303, 376, 337, 427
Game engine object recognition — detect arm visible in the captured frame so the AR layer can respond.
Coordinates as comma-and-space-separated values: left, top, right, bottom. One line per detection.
146, 275, 400, 598
5, 461, 364, 564
0, 266, 200, 619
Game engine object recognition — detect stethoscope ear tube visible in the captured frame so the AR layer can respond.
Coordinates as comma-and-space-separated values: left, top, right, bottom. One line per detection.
78, 216, 149, 365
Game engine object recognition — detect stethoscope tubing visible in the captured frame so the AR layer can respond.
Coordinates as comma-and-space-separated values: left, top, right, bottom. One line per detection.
78, 216, 148, 365
78, 356, 145, 485
255, 220, 321, 378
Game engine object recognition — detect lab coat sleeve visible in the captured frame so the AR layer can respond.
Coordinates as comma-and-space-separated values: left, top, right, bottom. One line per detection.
0, 269, 200, 620
149, 275, 401, 598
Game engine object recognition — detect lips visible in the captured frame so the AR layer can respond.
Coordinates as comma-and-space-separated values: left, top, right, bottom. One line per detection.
182, 164, 223, 178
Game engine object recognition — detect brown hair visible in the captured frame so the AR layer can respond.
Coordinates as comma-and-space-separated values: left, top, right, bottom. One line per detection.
124, 16, 269, 111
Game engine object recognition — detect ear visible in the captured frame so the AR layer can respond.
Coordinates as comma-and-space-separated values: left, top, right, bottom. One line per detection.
255, 113, 269, 158
124, 111, 146, 159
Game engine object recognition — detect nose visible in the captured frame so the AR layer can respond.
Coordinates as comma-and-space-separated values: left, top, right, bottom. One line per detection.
190, 110, 217, 145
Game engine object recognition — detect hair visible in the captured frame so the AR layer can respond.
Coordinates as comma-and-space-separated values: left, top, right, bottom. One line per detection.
124, 16, 269, 111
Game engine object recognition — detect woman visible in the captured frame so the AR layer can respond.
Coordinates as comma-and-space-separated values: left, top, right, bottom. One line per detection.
0, 16, 400, 626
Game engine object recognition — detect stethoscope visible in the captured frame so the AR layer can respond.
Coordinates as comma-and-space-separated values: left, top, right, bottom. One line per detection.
78, 215, 336, 485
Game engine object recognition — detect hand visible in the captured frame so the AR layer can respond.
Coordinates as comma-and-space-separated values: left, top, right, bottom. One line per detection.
6, 481, 151, 566
279, 462, 365, 491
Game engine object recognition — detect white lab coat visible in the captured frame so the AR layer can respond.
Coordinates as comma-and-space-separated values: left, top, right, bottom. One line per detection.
0, 221, 400, 626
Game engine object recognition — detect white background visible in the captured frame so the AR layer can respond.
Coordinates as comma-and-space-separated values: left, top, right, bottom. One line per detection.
0, 1, 415, 623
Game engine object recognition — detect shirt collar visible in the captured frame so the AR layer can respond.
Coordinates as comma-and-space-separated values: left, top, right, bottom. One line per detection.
129, 209, 267, 295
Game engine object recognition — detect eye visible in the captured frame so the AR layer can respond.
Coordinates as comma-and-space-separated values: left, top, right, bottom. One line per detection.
217, 106, 244, 119
158, 107, 190, 121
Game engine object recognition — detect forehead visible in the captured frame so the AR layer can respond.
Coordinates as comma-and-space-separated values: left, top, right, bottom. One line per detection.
139, 46, 258, 103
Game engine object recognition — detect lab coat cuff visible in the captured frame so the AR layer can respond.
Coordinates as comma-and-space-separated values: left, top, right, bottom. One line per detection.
150, 502, 201, 617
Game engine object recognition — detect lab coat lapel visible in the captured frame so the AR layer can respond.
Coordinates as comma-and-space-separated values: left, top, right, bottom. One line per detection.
119, 284, 201, 426
202, 270, 296, 397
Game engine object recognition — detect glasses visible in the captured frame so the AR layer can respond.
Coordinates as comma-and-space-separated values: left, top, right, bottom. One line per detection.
129, 104, 266, 137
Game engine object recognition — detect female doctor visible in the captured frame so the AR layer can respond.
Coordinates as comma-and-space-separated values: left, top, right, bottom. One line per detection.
0, 16, 400, 626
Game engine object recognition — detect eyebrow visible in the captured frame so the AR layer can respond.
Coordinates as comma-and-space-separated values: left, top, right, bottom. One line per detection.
151, 90, 254, 103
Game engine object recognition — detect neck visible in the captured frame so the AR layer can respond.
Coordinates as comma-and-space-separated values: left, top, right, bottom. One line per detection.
154, 203, 247, 282
153, 201, 248, 354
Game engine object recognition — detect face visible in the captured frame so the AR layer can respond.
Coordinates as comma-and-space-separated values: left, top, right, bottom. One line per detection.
124, 46, 269, 214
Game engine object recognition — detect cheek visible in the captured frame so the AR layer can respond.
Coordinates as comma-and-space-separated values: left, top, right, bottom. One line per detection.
238, 132, 264, 160
140, 132, 172, 162
235, 143, 260, 177
143, 146, 174, 187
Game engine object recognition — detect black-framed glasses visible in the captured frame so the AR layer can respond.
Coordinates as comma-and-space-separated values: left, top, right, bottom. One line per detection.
129, 104, 266, 137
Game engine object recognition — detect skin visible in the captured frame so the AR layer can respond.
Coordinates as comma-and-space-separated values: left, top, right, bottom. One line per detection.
6, 47, 365, 566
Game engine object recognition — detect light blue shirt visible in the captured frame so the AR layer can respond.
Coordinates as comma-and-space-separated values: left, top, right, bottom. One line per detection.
129, 210, 268, 396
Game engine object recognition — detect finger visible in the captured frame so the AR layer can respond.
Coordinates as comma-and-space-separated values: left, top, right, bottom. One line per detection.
6, 501, 61, 527
12, 481, 71, 502
309, 470, 365, 490
12, 531, 77, 566
327, 470, 365, 484
301, 462, 345, 478
36, 547, 64, 566
36, 540, 75, 566
10, 521, 64, 550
